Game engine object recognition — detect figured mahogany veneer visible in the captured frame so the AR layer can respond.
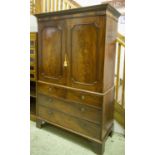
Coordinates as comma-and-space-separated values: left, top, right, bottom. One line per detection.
38, 105, 101, 139
35, 3, 120, 154
38, 93, 102, 124
37, 82, 102, 108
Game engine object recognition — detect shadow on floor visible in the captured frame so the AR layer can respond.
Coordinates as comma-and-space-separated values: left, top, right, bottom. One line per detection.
39, 122, 93, 151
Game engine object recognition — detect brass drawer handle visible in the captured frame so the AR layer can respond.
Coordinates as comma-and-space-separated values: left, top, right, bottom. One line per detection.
81, 95, 85, 100
80, 107, 85, 112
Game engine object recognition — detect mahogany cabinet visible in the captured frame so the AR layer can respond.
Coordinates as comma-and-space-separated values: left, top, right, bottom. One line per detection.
35, 3, 120, 154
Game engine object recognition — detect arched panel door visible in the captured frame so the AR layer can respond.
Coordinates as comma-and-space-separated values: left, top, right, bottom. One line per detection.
38, 20, 66, 85
67, 17, 105, 92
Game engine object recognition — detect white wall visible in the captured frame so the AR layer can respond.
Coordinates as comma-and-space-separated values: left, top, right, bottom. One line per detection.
30, 15, 38, 32
75, 0, 102, 6
113, 120, 125, 135
118, 15, 125, 35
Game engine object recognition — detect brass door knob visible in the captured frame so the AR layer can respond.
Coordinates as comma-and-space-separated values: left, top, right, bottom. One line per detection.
63, 53, 68, 67
63, 60, 68, 67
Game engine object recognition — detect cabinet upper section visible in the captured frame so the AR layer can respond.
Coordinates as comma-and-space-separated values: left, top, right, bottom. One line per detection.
34, 3, 121, 21
36, 3, 120, 93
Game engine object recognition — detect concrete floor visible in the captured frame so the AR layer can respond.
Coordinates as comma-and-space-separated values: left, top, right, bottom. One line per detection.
30, 121, 125, 155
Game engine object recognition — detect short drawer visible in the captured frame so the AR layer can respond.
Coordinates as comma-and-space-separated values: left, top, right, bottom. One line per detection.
37, 82, 67, 99
66, 90, 102, 108
37, 105, 101, 139
38, 94, 102, 124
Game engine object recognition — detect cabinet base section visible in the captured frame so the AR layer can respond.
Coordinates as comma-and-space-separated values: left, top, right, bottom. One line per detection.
90, 141, 105, 155
36, 119, 43, 128
36, 119, 47, 128
30, 97, 36, 121
30, 114, 37, 121
36, 118, 113, 155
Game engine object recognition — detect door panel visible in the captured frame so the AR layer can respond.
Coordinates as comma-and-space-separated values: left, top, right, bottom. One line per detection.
71, 23, 98, 84
38, 20, 66, 84
42, 27, 62, 78
67, 17, 105, 92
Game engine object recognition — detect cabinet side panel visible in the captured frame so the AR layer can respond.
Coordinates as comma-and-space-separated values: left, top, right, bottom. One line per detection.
102, 89, 114, 139
103, 16, 118, 91
102, 15, 118, 139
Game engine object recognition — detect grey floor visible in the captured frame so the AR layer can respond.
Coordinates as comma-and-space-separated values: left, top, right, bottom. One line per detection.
30, 121, 125, 155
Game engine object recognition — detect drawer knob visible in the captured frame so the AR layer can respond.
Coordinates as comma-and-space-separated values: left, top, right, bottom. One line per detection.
48, 87, 52, 92
48, 98, 53, 102
81, 95, 85, 100
48, 110, 53, 115
80, 107, 85, 112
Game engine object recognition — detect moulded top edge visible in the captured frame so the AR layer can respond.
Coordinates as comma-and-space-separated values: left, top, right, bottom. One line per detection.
34, 3, 121, 19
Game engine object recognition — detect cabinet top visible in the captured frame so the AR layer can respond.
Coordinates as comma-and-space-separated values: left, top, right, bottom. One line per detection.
34, 3, 121, 19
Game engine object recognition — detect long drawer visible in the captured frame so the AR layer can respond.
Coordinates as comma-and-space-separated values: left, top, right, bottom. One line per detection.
37, 82, 102, 108
37, 105, 101, 139
37, 94, 102, 124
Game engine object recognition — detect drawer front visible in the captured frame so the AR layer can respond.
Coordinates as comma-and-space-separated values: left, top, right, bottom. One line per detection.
37, 82, 102, 108
38, 105, 101, 139
38, 94, 101, 124
67, 90, 102, 108
37, 82, 67, 99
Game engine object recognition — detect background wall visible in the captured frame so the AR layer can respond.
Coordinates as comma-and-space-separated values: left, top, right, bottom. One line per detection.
30, 15, 38, 32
